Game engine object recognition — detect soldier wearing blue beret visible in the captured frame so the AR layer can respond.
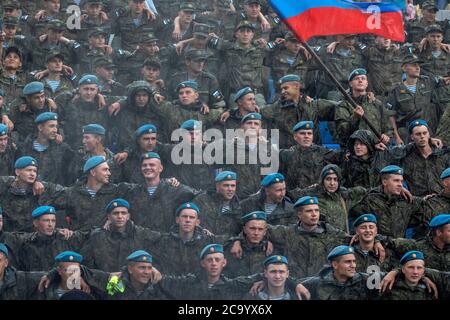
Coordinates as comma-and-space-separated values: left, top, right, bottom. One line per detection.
55, 251, 83, 263
15, 156, 38, 169
83, 155, 107, 173
241, 211, 267, 225
234, 87, 254, 103
105, 198, 130, 213
79, 75, 99, 86
133, 124, 157, 140
82, 124, 105, 136
31, 205, 56, 219
279, 74, 301, 85
177, 80, 198, 92
348, 68, 367, 82
23, 82, 45, 96
353, 213, 377, 228
140, 152, 161, 162
293, 120, 314, 133
408, 119, 429, 134
260, 173, 285, 188
241, 112, 262, 124
429, 213, 450, 229
380, 165, 403, 176
176, 202, 200, 216
0, 243, 9, 258
440, 167, 450, 180
127, 250, 153, 263
180, 119, 201, 131
294, 196, 319, 208
215, 171, 237, 183
34, 112, 58, 124
200, 243, 224, 260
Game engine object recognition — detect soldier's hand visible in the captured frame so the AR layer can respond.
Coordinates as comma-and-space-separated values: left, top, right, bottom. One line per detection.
80, 277, 91, 294
430, 138, 443, 148
98, 94, 107, 111
379, 134, 390, 145
62, 65, 74, 76
32, 181, 45, 196
264, 241, 273, 256
48, 98, 57, 112
102, 45, 113, 55
167, 177, 180, 187
373, 241, 386, 263
58, 228, 74, 240
153, 93, 165, 104
59, 36, 73, 45
39, 34, 48, 43
349, 234, 359, 246
367, 92, 376, 103
255, 38, 268, 49
327, 41, 339, 54
418, 38, 427, 52
230, 240, 243, 259
201, 103, 210, 115
150, 267, 162, 284
155, 79, 165, 88
0, 31, 6, 43
352, 105, 364, 119
423, 193, 437, 201
400, 187, 413, 203
260, 18, 271, 32
295, 283, 311, 300
34, 70, 48, 80
19, 103, 28, 113
379, 270, 398, 293
35, 10, 47, 21
2, 115, 14, 131
103, 220, 111, 231
202, 228, 214, 237
423, 277, 439, 299
249, 281, 265, 296
108, 102, 121, 116
374, 142, 387, 151
305, 95, 314, 103
100, 11, 109, 22
220, 111, 230, 123
175, 41, 186, 55
38, 275, 50, 292
443, 77, 450, 85
114, 152, 128, 165
144, 8, 156, 21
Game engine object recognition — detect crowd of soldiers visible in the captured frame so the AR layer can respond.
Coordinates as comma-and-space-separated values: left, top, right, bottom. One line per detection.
0, 0, 449, 300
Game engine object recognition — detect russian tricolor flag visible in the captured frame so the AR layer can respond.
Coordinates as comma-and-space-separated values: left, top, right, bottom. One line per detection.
269, 0, 405, 42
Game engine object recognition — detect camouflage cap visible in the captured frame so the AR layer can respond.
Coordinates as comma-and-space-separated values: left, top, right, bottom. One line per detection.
180, 2, 196, 11
235, 20, 256, 32
425, 24, 443, 34
2, 16, 19, 26
193, 23, 210, 37
48, 19, 66, 31
422, 0, 438, 12
94, 57, 116, 69
140, 33, 158, 44
3, 0, 20, 9
402, 54, 424, 65
88, 27, 108, 38
143, 57, 161, 68
185, 49, 209, 60
244, 0, 261, 5
285, 31, 299, 42
45, 50, 65, 62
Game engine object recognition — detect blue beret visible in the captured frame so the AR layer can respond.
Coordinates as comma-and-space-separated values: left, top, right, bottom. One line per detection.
294, 196, 318, 208
261, 173, 285, 187
176, 202, 200, 216
82, 124, 105, 135
234, 87, 254, 102
140, 152, 161, 162
177, 80, 198, 92
429, 214, 450, 228
55, 251, 83, 263
105, 198, 130, 213
0, 124, 8, 136
293, 121, 314, 132
15, 156, 38, 169
83, 155, 106, 173
400, 250, 425, 265
263, 255, 288, 267
380, 165, 403, 176
133, 124, 157, 139
241, 112, 262, 124
241, 211, 267, 224
440, 168, 450, 180
327, 245, 355, 261
279, 74, 301, 84
215, 171, 237, 182
32, 205, 56, 219
353, 213, 377, 227
200, 244, 224, 260
23, 81, 44, 96
408, 119, 429, 134
348, 68, 367, 82
78, 74, 99, 86
0, 243, 8, 257
127, 250, 153, 263
180, 119, 201, 130
35, 112, 58, 124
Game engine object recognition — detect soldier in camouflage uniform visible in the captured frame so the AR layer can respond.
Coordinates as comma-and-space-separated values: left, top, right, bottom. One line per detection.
405, 1, 446, 45
241, 173, 296, 226
0, 124, 18, 177
93, 57, 125, 96
279, 121, 342, 191
223, 87, 259, 131
0, 47, 28, 108
335, 68, 393, 148
0, 16, 33, 71
74, 0, 113, 45
28, 0, 68, 37
423, 168, 450, 216
0, 210, 31, 268
193, 171, 242, 236
1, 0, 32, 37
39, 51, 75, 99
235, 0, 271, 41
17, 112, 75, 185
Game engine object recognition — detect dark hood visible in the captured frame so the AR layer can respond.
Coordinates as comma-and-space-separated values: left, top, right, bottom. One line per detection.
348, 129, 377, 155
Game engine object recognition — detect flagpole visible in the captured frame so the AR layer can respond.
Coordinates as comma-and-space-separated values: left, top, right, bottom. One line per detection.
299, 40, 383, 140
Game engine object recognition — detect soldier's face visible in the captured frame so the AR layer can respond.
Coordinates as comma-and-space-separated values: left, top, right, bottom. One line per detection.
375, 36, 391, 48
141, 158, 163, 180
422, 9, 437, 21
297, 204, 320, 227
435, 224, 450, 244
280, 82, 300, 101
332, 254, 356, 279
323, 173, 339, 193
243, 220, 267, 244
235, 28, 255, 45
3, 52, 22, 70
0, 135, 9, 153
108, 207, 130, 229
46, 57, 64, 73
15, 166, 37, 184
3, 8, 19, 17
285, 40, 301, 54
178, 87, 199, 105
96, 66, 115, 81
129, 0, 146, 14
33, 214, 56, 236
264, 264, 289, 289
176, 209, 199, 233
241, 120, 262, 137
411, 126, 430, 148
4, 25, 17, 38
91, 162, 111, 184
134, 91, 150, 107
294, 130, 313, 147
187, 59, 206, 73
38, 120, 58, 141
141, 42, 159, 55
245, 4, 261, 18
265, 182, 286, 204
48, 29, 64, 42
86, 3, 102, 17
138, 133, 157, 152
0, 253, 9, 278
402, 63, 420, 78
89, 35, 106, 48
128, 262, 153, 285
79, 84, 99, 102
45, 0, 61, 13
201, 253, 227, 277
142, 65, 161, 82
356, 222, 377, 243
216, 180, 237, 200
237, 93, 257, 113
402, 260, 425, 285
82, 134, 102, 152
27, 93, 46, 110
184, 129, 203, 145
382, 174, 403, 196
353, 140, 369, 157
427, 32, 443, 48
349, 75, 368, 92
179, 10, 194, 24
